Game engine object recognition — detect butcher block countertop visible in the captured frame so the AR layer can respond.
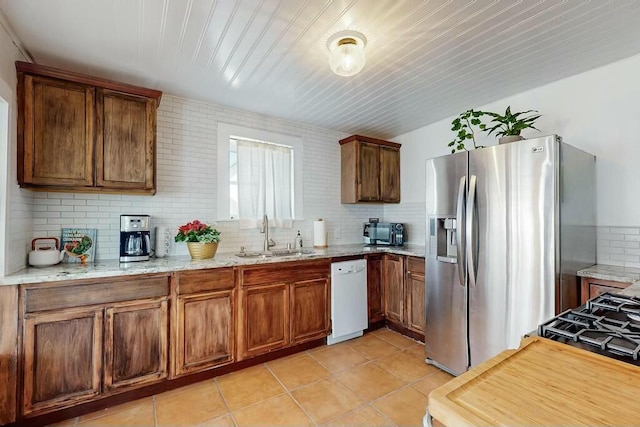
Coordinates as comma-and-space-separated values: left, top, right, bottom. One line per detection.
428, 336, 640, 426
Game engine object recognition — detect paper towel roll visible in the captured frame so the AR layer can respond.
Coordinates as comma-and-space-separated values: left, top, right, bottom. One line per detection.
313, 219, 328, 248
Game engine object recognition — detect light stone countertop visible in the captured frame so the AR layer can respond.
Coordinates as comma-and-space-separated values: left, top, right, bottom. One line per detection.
0, 244, 426, 286
577, 264, 640, 298
577, 264, 640, 284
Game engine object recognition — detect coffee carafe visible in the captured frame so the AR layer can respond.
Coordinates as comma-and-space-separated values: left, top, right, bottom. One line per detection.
120, 215, 151, 262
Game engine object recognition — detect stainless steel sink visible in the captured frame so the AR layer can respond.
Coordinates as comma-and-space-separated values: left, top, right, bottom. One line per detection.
235, 249, 315, 258
270, 248, 315, 257
234, 251, 274, 258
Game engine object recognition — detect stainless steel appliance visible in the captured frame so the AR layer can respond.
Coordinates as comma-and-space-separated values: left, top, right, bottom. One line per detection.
363, 222, 404, 246
538, 292, 640, 366
120, 215, 151, 262
425, 135, 596, 375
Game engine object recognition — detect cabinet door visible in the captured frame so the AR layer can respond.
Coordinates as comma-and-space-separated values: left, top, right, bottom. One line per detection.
366, 254, 384, 324
96, 89, 156, 191
104, 299, 168, 391
406, 272, 426, 334
383, 255, 405, 324
22, 308, 102, 415
21, 75, 94, 187
358, 142, 380, 201
291, 278, 329, 344
176, 290, 234, 375
380, 146, 400, 202
239, 283, 289, 360
406, 257, 426, 333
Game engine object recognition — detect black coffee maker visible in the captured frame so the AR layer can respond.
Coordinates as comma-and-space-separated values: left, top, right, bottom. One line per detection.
119, 215, 151, 262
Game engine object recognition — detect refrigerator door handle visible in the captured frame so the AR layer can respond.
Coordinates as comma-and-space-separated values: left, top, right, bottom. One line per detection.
455, 176, 466, 287
466, 174, 478, 288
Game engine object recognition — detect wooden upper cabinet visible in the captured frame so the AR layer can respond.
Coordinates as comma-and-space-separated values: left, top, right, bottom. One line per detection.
22, 75, 95, 187
16, 61, 161, 194
96, 89, 156, 190
340, 135, 401, 204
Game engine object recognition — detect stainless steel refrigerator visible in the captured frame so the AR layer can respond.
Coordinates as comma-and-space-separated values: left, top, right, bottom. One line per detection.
425, 135, 595, 375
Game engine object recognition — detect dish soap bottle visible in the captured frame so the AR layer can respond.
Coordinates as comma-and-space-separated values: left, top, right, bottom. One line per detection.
294, 230, 303, 248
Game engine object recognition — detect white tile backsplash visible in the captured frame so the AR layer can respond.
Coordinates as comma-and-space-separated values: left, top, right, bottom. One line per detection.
30, 94, 382, 260
382, 201, 425, 245
597, 226, 640, 268
19, 94, 638, 267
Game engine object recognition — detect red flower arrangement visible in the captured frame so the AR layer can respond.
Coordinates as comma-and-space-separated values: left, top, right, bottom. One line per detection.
174, 220, 220, 243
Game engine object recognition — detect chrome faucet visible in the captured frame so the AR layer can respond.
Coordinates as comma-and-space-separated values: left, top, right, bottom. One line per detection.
261, 214, 276, 251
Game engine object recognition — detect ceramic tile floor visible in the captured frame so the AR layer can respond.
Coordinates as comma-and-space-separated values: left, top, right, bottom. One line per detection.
50, 328, 453, 427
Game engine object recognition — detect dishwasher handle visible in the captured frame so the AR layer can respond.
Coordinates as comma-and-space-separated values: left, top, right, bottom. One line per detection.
335, 266, 366, 274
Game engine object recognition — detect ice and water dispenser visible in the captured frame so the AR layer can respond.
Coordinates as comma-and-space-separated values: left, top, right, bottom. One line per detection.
428, 216, 458, 263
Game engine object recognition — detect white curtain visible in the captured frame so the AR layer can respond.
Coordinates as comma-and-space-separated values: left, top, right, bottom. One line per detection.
237, 138, 293, 229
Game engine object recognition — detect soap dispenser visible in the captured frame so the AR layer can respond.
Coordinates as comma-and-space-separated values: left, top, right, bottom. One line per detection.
294, 230, 303, 248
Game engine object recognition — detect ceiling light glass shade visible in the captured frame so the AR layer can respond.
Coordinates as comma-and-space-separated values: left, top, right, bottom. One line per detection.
327, 31, 367, 77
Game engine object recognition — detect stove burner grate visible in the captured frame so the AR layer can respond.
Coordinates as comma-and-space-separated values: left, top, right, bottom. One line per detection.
539, 293, 640, 362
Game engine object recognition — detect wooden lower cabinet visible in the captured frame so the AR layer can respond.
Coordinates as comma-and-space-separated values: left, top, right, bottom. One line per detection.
176, 290, 234, 375
19, 274, 170, 418
405, 257, 426, 334
379, 255, 426, 339
290, 278, 330, 344
239, 283, 290, 360
383, 254, 405, 324
238, 260, 330, 360
104, 299, 168, 391
22, 307, 103, 415
175, 268, 236, 376
580, 277, 632, 304
366, 254, 384, 324
16, 261, 332, 422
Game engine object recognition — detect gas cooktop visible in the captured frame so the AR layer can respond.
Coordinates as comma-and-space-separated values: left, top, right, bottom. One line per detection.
538, 293, 640, 365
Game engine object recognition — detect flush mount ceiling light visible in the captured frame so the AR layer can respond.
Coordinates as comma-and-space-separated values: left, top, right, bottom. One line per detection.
326, 30, 367, 77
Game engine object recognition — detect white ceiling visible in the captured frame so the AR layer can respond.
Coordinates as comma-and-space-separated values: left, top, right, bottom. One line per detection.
2, 0, 640, 139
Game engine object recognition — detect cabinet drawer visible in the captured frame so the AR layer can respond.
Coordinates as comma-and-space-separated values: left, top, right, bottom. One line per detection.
25, 276, 169, 313
178, 268, 235, 294
407, 257, 425, 275
241, 260, 330, 287
580, 277, 632, 305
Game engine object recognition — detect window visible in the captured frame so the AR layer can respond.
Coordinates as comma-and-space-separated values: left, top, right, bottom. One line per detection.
217, 123, 304, 223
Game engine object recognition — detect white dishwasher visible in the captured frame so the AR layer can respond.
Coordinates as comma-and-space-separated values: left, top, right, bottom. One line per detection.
328, 259, 368, 345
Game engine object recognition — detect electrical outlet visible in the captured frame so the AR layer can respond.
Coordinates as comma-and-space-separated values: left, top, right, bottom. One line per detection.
334, 228, 342, 239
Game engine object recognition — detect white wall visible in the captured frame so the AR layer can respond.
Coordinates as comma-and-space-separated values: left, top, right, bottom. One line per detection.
0, 18, 32, 275
390, 53, 640, 248
30, 95, 381, 260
